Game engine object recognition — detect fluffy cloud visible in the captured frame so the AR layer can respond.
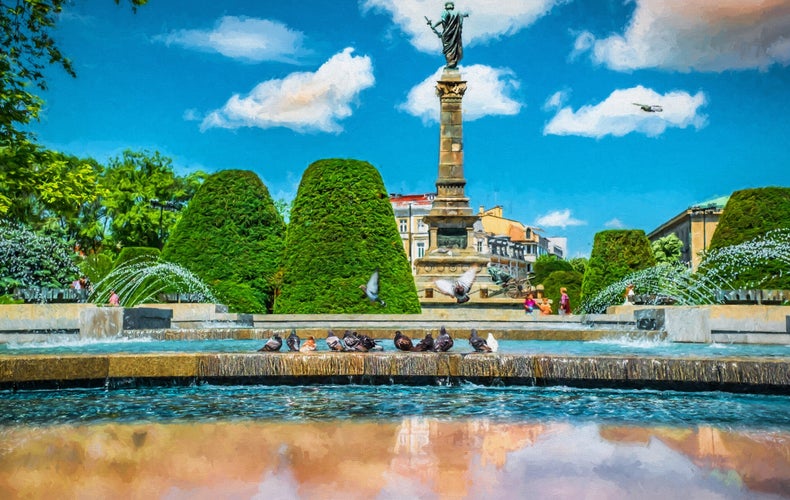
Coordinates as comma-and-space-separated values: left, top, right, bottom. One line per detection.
156, 16, 307, 63
201, 48, 374, 133
362, 0, 567, 53
605, 218, 625, 229
543, 85, 707, 138
535, 209, 586, 229
400, 64, 521, 122
574, 0, 790, 72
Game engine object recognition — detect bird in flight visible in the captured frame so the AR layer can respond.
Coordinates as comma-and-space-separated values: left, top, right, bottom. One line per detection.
360, 268, 386, 307
633, 102, 663, 112
434, 265, 479, 304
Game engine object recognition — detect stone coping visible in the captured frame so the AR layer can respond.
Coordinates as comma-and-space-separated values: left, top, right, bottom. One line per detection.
1, 352, 787, 394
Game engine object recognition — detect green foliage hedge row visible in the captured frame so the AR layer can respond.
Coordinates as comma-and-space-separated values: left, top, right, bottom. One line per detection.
533, 254, 574, 285
581, 229, 655, 301
275, 159, 420, 314
0, 221, 78, 294
162, 170, 285, 314
542, 270, 583, 314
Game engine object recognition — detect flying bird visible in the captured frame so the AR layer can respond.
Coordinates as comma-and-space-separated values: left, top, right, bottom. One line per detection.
433, 326, 454, 352
394, 331, 413, 352
286, 329, 301, 352
258, 333, 282, 352
326, 330, 345, 352
486, 333, 499, 353
360, 268, 386, 307
411, 332, 434, 352
469, 329, 492, 353
299, 336, 317, 353
433, 265, 479, 304
632, 102, 663, 112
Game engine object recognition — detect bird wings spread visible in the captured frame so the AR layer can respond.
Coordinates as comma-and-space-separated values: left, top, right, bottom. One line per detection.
366, 270, 380, 296
456, 266, 478, 293
433, 278, 457, 297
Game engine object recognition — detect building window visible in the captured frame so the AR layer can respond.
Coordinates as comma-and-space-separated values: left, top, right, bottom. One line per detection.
399, 219, 407, 233
477, 240, 483, 253
417, 242, 425, 258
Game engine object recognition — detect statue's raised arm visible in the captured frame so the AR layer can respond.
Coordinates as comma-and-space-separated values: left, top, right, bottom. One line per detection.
425, 2, 468, 69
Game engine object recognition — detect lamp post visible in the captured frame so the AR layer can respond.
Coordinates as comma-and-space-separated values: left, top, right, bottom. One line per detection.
149, 199, 182, 248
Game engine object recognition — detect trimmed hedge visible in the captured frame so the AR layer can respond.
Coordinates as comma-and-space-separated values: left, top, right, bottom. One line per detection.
161, 170, 285, 313
581, 229, 655, 301
533, 255, 574, 285
275, 158, 420, 314
705, 187, 790, 289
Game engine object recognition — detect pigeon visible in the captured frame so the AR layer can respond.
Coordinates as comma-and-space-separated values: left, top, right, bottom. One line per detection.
486, 333, 499, 353
360, 268, 386, 307
299, 336, 316, 353
469, 329, 492, 353
433, 326, 454, 352
394, 331, 413, 352
343, 330, 366, 351
433, 265, 479, 304
286, 329, 300, 352
411, 332, 434, 352
326, 330, 345, 351
258, 333, 282, 352
358, 332, 383, 351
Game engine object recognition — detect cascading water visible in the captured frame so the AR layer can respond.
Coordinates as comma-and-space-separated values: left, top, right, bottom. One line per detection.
581, 229, 790, 313
90, 256, 216, 307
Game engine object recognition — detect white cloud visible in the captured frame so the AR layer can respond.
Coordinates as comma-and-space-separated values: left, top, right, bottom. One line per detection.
201, 48, 374, 133
543, 90, 568, 111
362, 0, 567, 54
535, 209, 586, 229
156, 16, 308, 63
399, 64, 521, 122
543, 85, 707, 138
605, 218, 625, 229
574, 0, 790, 72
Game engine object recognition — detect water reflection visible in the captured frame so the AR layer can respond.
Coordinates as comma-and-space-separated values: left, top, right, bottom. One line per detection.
0, 419, 787, 498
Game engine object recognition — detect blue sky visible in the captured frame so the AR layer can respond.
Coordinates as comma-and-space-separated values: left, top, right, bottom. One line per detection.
33, 0, 790, 256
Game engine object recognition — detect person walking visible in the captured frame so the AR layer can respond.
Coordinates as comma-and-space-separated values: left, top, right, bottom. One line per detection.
559, 287, 571, 315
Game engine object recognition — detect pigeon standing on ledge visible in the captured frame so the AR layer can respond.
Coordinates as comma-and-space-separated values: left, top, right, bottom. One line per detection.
469, 329, 492, 352
258, 333, 283, 352
286, 329, 300, 352
433, 326, 454, 352
299, 336, 316, 353
411, 332, 434, 352
394, 331, 413, 351
326, 330, 345, 351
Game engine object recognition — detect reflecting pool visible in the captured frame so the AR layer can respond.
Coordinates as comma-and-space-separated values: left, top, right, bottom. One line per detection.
1, 384, 789, 498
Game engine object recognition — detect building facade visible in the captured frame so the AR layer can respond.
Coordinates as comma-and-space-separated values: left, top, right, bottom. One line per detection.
647, 196, 728, 270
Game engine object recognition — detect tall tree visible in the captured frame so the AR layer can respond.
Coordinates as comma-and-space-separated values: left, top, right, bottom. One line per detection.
0, 0, 147, 146
101, 150, 205, 249
581, 229, 655, 303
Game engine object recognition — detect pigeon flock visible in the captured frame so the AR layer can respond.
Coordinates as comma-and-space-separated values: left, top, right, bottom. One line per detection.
258, 326, 497, 353
258, 267, 494, 352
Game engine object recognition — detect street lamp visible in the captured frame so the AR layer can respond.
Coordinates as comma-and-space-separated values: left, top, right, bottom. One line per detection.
149, 199, 182, 247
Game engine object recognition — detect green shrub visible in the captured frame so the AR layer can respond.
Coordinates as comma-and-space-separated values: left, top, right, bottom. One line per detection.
79, 252, 115, 286
542, 270, 583, 314
581, 229, 655, 301
162, 170, 285, 313
705, 187, 790, 289
0, 294, 23, 304
0, 221, 79, 294
533, 254, 574, 285
275, 158, 420, 314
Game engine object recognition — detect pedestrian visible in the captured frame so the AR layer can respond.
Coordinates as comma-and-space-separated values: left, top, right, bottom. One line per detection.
109, 290, 120, 307
559, 287, 571, 315
524, 292, 537, 314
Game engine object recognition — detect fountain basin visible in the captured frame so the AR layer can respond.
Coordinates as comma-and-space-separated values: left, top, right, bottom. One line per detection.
2, 352, 787, 394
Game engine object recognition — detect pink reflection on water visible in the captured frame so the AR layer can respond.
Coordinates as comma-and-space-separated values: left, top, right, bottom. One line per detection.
0, 420, 787, 498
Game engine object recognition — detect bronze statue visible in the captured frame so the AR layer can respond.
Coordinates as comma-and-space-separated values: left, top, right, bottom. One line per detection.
425, 2, 469, 69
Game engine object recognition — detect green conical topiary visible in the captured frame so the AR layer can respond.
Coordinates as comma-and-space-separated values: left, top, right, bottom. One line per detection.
275, 158, 420, 314
162, 170, 285, 313
581, 229, 655, 301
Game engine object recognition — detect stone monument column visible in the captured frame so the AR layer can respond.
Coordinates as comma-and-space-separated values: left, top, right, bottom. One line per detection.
414, 67, 489, 290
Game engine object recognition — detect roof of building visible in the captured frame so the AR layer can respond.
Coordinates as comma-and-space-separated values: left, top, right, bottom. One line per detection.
690, 194, 730, 210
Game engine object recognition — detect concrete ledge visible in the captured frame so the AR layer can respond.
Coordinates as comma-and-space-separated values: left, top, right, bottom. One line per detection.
1, 352, 787, 394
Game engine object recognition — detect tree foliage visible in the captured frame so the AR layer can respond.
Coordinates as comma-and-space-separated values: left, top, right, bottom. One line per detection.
652, 234, 683, 264
581, 229, 656, 301
275, 159, 420, 314
101, 150, 205, 249
162, 170, 285, 314
0, 0, 147, 146
532, 254, 574, 285
568, 257, 587, 275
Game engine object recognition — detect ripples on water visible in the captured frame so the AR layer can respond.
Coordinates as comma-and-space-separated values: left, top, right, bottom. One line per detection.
2, 384, 789, 430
